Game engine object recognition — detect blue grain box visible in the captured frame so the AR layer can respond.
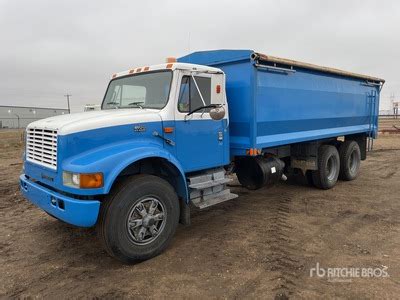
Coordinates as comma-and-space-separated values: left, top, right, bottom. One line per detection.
178, 50, 384, 156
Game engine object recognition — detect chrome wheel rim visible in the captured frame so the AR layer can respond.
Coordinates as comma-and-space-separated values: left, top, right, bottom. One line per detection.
326, 156, 337, 181
349, 150, 359, 174
126, 197, 166, 245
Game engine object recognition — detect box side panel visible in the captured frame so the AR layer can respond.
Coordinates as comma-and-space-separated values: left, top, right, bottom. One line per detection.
178, 50, 381, 155
254, 66, 380, 148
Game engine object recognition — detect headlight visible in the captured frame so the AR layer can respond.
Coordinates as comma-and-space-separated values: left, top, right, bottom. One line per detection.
63, 171, 103, 189
72, 173, 80, 186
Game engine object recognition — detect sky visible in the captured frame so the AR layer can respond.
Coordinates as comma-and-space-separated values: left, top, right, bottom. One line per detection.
0, 0, 399, 112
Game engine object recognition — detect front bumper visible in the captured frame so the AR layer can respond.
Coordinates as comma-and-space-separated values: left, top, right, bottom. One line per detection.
20, 174, 100, 227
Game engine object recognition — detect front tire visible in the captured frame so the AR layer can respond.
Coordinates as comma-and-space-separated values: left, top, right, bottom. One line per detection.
312, 145, 340, 190
97, 174, 179, 264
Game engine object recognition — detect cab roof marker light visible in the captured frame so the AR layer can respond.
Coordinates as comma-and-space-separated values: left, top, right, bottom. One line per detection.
112, 73, 117, 79
128, 69, 135, 74
143, 66, 149, 71
166, 63, 174, 69
166, 57, 177, 63
136, 68, 142, 72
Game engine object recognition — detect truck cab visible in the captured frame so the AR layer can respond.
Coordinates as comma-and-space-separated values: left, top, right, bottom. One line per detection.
20, 62, 236, 263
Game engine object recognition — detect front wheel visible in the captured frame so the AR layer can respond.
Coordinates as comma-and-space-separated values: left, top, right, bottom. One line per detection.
97, 174, 179, 263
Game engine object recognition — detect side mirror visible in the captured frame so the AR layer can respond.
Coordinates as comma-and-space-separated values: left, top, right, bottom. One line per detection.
210, 106, 225, 121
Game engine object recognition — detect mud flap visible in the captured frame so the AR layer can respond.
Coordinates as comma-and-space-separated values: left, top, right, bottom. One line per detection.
179, 198, 190, 226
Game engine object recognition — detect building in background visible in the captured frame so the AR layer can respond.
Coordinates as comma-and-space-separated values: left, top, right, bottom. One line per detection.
84, 104, 101, 112
0, 105, 69, 129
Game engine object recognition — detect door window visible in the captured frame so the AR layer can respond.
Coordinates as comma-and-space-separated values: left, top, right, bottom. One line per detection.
178, 76, 211, 113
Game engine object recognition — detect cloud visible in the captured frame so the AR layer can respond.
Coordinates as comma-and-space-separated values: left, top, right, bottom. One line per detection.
0, 0, 399, 111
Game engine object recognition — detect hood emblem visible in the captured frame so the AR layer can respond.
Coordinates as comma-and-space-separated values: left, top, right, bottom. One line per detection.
134, 125, 146, 132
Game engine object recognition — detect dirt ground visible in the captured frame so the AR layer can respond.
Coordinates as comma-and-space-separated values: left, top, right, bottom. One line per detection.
1, 122, 400, 299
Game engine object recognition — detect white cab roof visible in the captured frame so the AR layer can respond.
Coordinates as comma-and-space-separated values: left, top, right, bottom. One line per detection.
112, 62, 223, 79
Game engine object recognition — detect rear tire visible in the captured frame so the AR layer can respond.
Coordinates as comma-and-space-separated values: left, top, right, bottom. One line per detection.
312, 145, 340, 189
339, 140, 361, 181
97, 174, 179, 264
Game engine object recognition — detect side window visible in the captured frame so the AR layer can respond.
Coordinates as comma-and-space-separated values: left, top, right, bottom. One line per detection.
178, 77, 190, 112
178, 76, 211, 113
190, 76, 211, 111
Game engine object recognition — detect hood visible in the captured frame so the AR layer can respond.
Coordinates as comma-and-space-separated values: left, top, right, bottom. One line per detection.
27, 109, 162, 135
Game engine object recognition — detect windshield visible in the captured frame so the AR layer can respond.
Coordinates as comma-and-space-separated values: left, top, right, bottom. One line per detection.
102, 70, 172, 110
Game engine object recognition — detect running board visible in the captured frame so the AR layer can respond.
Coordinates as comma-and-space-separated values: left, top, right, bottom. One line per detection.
191, 189, 238, 209
188, 168, 238, 209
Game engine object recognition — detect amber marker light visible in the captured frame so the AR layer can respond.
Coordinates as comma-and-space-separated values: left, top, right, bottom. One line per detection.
164, 127, 174, 133
80, 173, 103, 189
246, 148, 261, 156
166, 57, 177, 63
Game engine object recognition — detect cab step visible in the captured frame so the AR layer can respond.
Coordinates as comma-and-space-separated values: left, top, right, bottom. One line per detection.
191, 189, 238, 209
189, 177, 232, 190
188, 168, 238, 209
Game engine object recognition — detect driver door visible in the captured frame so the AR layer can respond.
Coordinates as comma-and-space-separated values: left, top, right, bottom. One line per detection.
174, 71, 226, 172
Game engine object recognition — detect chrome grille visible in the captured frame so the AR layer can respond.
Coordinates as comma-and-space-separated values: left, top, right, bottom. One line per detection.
26, 128, 58, 170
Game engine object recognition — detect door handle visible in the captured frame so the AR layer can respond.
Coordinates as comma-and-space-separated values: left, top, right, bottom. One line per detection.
153, 131, 175, 146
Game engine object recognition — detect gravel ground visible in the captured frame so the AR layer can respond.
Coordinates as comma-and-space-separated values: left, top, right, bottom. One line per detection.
1, 125, 399, 298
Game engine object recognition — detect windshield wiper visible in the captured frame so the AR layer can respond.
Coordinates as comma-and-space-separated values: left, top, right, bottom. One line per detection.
105, 101, 120, 109
186, 104, 220, 116
128, 101, 144, 109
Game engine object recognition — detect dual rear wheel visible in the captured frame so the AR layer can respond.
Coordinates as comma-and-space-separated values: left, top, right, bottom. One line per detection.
310, 141, 361, 189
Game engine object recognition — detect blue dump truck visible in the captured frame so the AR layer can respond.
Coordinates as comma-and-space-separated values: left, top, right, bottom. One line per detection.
20, 50, 384, 263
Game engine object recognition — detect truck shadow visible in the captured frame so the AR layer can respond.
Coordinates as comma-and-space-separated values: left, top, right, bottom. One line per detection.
37, 218, 123, 268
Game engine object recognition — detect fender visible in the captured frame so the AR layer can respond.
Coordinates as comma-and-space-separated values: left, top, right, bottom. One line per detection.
62, 139, 189, 201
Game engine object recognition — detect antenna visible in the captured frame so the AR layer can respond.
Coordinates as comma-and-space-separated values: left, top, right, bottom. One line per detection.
64, 94, 71, 113
188, 31, 191, 63
390, 93, 395, 107
188, 32, 191, 53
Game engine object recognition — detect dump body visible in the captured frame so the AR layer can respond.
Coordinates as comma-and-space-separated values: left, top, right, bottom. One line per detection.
178, 50, 384, 156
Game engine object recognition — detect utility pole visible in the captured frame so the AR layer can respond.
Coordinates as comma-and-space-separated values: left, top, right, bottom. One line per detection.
64, 94, 71, 113
390, 93, 396, 119
8, 110, 20, 129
